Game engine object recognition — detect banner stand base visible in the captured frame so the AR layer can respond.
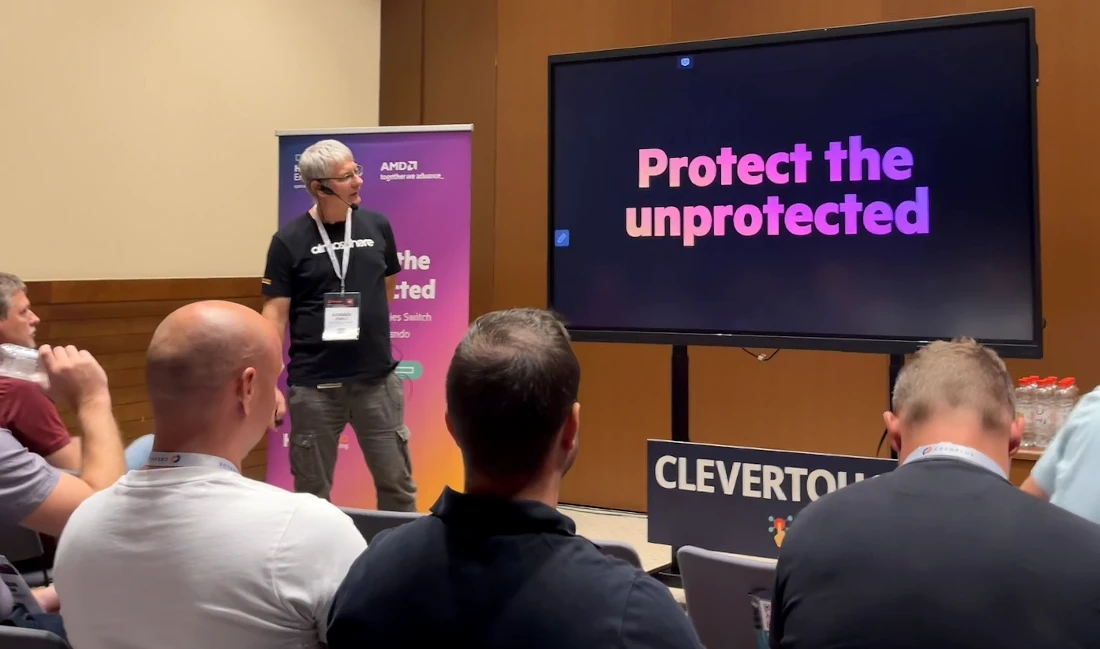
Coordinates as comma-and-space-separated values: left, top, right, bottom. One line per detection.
647, 344, 690, 590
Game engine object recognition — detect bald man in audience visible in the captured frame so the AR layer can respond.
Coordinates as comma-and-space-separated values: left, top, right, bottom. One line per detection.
53, 301, 366, 649
770, 338, 1100, 649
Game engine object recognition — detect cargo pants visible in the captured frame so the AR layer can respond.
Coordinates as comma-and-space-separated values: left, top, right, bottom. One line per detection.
287, 372, 418, 511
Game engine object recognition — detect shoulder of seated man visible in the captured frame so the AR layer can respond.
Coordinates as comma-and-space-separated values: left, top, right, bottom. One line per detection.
1075, 385, 1100, 412
1013, 486, 1100, 541
0, 377, 55, 407
799, 471, 891, 514
364, 515, 434, 551
776, 473, 900, 547
1062, 387, 1100, 439
278, 493, 366, 543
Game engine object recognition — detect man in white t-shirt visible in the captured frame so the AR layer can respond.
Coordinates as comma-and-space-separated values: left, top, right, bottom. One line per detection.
53, 300, 367, 649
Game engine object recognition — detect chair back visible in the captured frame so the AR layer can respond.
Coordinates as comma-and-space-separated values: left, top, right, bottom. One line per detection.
0, 556, 67, 648
0, 556, 42, 615
0, 569, 12, 619
340, 508, 423, 543
592, 539, 644, 569
0, 528, 49, 588
677, 545, 776, 649
0, 526, 43, 565
0, 627, 72, 648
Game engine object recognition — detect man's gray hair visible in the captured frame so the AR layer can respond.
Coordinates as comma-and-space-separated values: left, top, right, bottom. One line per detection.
299, 139, 354, 193
0, 273, 26, 320
892, 337, 1017, 431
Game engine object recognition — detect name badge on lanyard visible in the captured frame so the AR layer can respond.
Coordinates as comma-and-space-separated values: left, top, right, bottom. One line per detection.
315, 207, 360, 342
903, 442, 1007, 480
323, 292, 361, 341
146, 452, 240, 474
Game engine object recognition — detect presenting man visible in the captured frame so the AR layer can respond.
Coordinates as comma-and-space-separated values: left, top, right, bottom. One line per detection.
262, 139, 417, 510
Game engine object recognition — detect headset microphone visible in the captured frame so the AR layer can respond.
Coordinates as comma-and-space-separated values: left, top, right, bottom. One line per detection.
318, 184, 360, 211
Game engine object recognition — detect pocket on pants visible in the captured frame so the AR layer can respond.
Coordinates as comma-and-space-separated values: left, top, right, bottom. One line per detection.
289, 433, 315, 450
385, 373, 406, 416
289, 434, 321, 480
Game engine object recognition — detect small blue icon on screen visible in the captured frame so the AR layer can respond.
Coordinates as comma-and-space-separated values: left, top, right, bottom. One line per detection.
678, 56, 693, 69
554, 230, 570, 247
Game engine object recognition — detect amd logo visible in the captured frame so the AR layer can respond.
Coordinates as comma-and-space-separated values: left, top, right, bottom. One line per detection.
380, 160, 418, 171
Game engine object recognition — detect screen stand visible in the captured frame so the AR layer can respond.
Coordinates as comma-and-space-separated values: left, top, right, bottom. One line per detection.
886, 353, 904, 460
649, 344, 690, 589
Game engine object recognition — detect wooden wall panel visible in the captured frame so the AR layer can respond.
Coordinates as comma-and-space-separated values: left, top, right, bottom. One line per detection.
494, 0, 674, 311
665, 0, 1100, 477
670, 0, 884, 40
379, 0, 424, 126
422, 0, 498, 319
381, 0, 498, 318
384, 0, 1100, 510
488, 0, 1100, 511
25, 278, 269, 480
495, 0, 674, 510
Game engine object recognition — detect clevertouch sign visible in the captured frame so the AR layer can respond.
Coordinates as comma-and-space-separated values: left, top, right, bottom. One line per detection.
647, 440, 896, 559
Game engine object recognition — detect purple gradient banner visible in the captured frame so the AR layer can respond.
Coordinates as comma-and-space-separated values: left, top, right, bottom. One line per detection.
268, 126, 472, 510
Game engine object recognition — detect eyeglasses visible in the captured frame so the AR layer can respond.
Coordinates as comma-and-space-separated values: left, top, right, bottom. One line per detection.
318, 164, 364, 183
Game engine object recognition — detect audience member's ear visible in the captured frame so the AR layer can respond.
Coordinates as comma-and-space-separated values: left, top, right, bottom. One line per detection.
1008, 413, 1024, 456
444, 412, 456, 441
883, 411, 903, 456
239, 367, 257, 416
561, 402, 580, 452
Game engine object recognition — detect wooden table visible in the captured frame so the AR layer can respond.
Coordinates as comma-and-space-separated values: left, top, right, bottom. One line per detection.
1009, 448, 1043, 485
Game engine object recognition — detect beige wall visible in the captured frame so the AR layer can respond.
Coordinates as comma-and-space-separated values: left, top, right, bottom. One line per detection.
0, 0, 380, 281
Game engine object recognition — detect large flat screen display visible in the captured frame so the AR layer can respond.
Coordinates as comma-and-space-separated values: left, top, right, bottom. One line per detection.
548, 9, 1041, 357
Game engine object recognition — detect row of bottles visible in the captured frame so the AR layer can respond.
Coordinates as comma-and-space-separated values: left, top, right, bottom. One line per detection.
1016, 375, 1079, 448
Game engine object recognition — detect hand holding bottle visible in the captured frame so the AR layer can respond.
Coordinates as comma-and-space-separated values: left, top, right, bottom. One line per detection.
39, 344, 111, 410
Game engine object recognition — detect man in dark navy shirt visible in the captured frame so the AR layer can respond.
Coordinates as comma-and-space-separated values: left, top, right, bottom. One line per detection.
327, 308, 701, 649
770, 339, 1100, 649
261, 139, 416, 510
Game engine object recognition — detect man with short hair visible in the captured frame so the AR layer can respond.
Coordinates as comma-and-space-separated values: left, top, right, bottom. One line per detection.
53, 301, 366, 649
328, 308, 702, 649
0, 272, 152, 471
770, 338, 1100, 649
262, 139, 416, 509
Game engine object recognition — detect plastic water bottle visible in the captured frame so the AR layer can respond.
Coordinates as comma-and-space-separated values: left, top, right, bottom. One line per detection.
1052, 377, 1080, 436
1033, 377, 1058, 447
0, 344, 48, 387
1016, 377, 1038, 447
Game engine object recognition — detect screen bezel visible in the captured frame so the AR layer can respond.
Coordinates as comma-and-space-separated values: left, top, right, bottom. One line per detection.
546, 8, 1042, 358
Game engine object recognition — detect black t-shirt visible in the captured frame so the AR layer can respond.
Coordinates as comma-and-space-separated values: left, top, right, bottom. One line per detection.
327, 488, 703, 649
262, 209, 399, 386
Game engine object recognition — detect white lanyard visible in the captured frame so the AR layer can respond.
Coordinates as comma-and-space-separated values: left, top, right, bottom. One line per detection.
903, 442, 1007, 480
146, 452, 240, 474
314, 207, 353, 293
